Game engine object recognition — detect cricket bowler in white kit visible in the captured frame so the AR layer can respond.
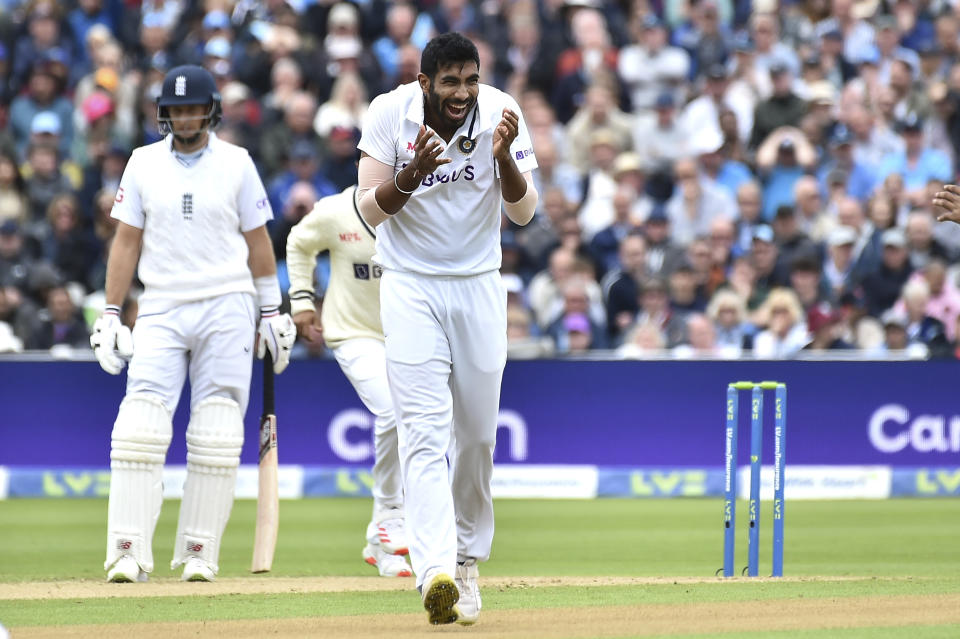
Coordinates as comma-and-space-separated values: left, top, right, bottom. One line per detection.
90, 65, 295, 583
356, 33, 538, 625
285, 185, 411, 578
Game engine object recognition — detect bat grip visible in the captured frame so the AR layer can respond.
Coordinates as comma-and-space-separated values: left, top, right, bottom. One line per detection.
262, 353, 275, 415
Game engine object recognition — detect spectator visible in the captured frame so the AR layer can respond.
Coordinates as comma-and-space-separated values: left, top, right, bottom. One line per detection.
899, 278, 951, 358
861, 228, 913, 317
668, 262, 706, 314
636, 93, 689, 182
23, 144, 74, 223
877, 113, 952, 203
616, 320, 667, 359
823, 225, 859, 300
506, 303, 555, 360
601, 232, 646, 344
634, 276, 686, 347
0, 286, 24, 352
706, 287, 752, 355
817, 124, 876, 202
314, 72, 368, 140
545, 279, 608, 352
912, 259, 960, 341
565, 84, 633, 176
793, 175, 834, 243
756, 127, 816, 220
750, 62, 807, 149
590, 185, 642, 274
26, 284, 89, 350
666, 157, 736, 246
749, 224, 787, 306
618, 14, 690, 112
270, 181, 319, 263
804, 302, 854, 350
905, 209, 951, 270
752, 287, 809, 358
672, 312, 728, 358
530, 135, 582, 212
642, 205, 686, 278
261, 91, 322, 179
733, 180, 764, 255
322, 126, 361, 192
37, 193, 97, 287
552, 8, 622, 124
10, 61, 74, 159
789, 255, 829, 311
0, 151, 28, 225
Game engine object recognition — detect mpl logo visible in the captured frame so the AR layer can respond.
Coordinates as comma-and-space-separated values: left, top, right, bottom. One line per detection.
328, 408, 528, 462
868, 404, 960, 453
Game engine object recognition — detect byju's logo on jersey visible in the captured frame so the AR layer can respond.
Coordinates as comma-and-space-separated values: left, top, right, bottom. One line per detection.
399, 162, 475, 188
515, 148, 533, 161
182, 193, 193, 220
175, 75, 187, 96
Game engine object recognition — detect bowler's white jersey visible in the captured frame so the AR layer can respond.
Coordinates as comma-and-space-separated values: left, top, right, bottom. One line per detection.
358, 82, 537, 276
111, 133, 272, 314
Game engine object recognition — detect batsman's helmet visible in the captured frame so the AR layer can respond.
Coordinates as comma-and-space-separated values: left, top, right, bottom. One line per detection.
156, 65, 222, 134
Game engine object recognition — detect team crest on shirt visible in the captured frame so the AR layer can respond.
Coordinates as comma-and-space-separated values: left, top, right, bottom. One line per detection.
457, 136, 475, 154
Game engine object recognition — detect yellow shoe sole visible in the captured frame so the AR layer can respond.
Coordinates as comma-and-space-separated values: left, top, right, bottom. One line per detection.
422, 573, 460, 625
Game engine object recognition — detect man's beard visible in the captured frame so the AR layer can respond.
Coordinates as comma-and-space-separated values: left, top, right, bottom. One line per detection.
426, 86, 473, 129
173, 131, 203, 146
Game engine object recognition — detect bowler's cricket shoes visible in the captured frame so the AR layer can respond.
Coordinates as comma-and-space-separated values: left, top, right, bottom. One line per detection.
106, 555, 148, 583
377, 515, 408, 555
181, 557, 216, 582
362, 543, 412, 577
421, 570, 460, 625
455, 559, 481, 625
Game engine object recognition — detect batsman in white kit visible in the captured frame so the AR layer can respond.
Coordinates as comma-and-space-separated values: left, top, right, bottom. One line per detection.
90, 65, 295, 583
356, 32, 538, 624
285, 184, 411, 578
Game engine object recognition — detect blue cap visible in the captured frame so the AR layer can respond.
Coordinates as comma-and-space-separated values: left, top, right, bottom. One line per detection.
642, 14, 663, 30
646, 204, 668, 223
898, 112, 923, 132
30, 111, 62, 135
830, 124, 853, 146
204, 36, 232, 59
732, 32, 754, 52
654, 92, 675, 109
202, 10, 230, 31
752, 225, 775, 244
0, 219, 19, 235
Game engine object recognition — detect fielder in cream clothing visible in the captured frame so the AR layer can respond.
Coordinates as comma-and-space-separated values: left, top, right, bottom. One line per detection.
285, 185, 411, 578
356, 33, 538, 626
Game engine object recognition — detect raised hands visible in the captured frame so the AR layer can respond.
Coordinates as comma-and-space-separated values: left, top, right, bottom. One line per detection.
493, 108, 519, 163
933, 184, 960, 225
409, 124, 451, 179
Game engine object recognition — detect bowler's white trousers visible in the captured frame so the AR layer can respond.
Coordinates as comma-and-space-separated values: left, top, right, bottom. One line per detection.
380, 269, 507, 587
332, 338, 403, 517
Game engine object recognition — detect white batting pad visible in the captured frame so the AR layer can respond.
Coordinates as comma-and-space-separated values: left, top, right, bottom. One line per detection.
105, 394, 173, 573
172, 396, 243, 572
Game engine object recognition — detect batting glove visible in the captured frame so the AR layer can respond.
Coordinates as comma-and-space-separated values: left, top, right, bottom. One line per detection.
256, 309, 295, 374
90, 306, 133, 375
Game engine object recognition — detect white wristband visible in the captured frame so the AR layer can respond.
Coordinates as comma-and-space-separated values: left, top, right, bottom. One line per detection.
254, 275, 282, 312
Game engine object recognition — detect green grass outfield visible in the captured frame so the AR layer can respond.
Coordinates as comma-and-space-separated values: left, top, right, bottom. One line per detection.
1, 498, 959, 637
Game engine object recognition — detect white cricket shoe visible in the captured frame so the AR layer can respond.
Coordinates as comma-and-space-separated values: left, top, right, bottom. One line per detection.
362, 543, 412, 577
377, 515, 408, 555
181, 557, 216, 582
421, 569, 460, 625
106, 555, 147, 583
455, 559, 481, 625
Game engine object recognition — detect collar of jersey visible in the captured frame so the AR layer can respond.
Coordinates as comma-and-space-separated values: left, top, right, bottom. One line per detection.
166, 131, 218, 156
403, 82, 493, 139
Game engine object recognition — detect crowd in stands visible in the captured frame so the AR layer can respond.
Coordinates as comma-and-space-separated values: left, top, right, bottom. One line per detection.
2, 0, 960, 360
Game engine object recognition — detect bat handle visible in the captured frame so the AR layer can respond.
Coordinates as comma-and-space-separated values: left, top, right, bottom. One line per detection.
263, 352, 275, 415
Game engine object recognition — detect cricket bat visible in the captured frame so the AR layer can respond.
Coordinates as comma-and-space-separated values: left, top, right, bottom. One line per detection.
251, 356, 279, 573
